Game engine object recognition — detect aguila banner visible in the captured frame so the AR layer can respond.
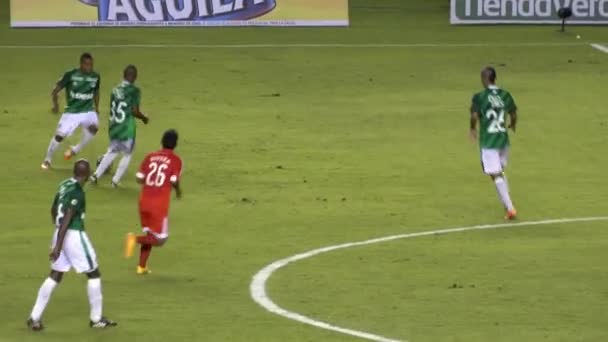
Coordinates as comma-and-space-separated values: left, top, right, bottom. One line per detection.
11, 0, 349, 27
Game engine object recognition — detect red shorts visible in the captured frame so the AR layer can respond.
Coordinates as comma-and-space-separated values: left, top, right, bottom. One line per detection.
139, 207, 169, 239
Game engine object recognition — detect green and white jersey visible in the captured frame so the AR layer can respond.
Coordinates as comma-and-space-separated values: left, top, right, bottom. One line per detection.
57, 68, 100, 114
471, 85, 517, 149
53, 178, 86, 231
109, 81, 141, 141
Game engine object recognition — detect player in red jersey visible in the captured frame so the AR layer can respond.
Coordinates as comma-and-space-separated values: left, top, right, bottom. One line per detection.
124, 129, 182, 274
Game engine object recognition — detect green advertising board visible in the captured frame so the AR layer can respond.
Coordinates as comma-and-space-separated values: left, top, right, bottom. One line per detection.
451, 0, 608, 24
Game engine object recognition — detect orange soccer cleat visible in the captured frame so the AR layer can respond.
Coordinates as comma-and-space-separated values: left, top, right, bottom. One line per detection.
504, 209, 517, 221
124, 233, 136, 258
64, 147, 76, 160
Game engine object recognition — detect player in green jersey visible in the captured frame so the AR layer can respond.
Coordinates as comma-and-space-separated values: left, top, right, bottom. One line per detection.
470, 67, 518, 220
42, 53, 101, 170
92, 65, 149, 187
27, 160, 117, 331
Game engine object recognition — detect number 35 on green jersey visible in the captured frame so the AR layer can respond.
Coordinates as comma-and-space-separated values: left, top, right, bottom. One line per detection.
109, 81, 141, 141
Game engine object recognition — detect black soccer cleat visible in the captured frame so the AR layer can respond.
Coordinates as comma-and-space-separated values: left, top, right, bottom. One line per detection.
27, 318, 44, 331
90, 317, 117, 328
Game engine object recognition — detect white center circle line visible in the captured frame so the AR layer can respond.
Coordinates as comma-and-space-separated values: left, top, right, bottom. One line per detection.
250, 216, 608, 342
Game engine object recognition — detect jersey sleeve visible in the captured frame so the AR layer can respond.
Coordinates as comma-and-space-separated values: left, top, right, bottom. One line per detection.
505, 92, 517, 113
57, 70, 71, 88
169, 157, 183, 184
136, 155, 149, 180
470, 93, 480, 114
64, 189, 83, 212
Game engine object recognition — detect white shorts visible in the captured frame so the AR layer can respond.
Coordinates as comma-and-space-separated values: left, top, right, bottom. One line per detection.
50, 229, 98, 274
107, 139, 135, 154
56, 112, 99, 137
481, 148, 509, 175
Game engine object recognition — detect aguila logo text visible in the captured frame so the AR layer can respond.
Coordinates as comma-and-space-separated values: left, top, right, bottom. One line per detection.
79, 0, 277, 21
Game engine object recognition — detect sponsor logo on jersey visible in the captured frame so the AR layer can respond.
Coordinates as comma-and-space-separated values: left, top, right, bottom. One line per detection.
79, 0, 277, 22
70, 91, 95, 100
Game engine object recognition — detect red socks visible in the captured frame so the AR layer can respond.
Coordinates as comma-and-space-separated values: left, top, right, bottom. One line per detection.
137, 234, 162, 268
139, 244, 152, 268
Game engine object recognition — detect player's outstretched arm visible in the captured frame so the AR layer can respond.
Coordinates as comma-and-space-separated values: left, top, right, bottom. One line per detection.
469, 111, 480, 142
51, 83, 65, 114
51, 195, 58, 225
50, 208, 73, 261
94, 92, 100, 114
94, 76, 100, 113
509, 111, 517, 132
172, 181, 182, 200
132, 106, 149, 124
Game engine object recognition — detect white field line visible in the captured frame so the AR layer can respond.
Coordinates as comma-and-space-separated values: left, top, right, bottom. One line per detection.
250, 216, 608, 342
591, 44, 608, 54
0, 42, 607, 49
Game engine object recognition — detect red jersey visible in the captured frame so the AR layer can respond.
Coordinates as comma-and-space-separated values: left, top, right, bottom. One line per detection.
137, 149, 182, 213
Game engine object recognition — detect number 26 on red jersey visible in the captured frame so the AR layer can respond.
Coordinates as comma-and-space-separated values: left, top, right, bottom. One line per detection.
145, 162, 168, 187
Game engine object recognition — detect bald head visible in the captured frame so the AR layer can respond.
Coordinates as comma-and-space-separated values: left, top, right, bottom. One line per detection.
481, 66, 497, 88
73, 159, 91, 182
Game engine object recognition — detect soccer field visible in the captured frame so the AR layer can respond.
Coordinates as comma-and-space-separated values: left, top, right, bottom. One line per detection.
1, 1, 608, 341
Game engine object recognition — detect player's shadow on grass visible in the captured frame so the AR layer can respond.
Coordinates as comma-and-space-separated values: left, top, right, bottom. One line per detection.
49, 166, 72, 173
44, 167, 74, 179
90, 183, 139, 195
136, 274, 199, 284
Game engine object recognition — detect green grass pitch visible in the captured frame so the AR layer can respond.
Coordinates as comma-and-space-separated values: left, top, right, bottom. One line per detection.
1, 1, 608, 341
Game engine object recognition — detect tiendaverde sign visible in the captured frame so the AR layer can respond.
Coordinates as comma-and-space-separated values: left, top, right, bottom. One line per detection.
451, 0, 608, 24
